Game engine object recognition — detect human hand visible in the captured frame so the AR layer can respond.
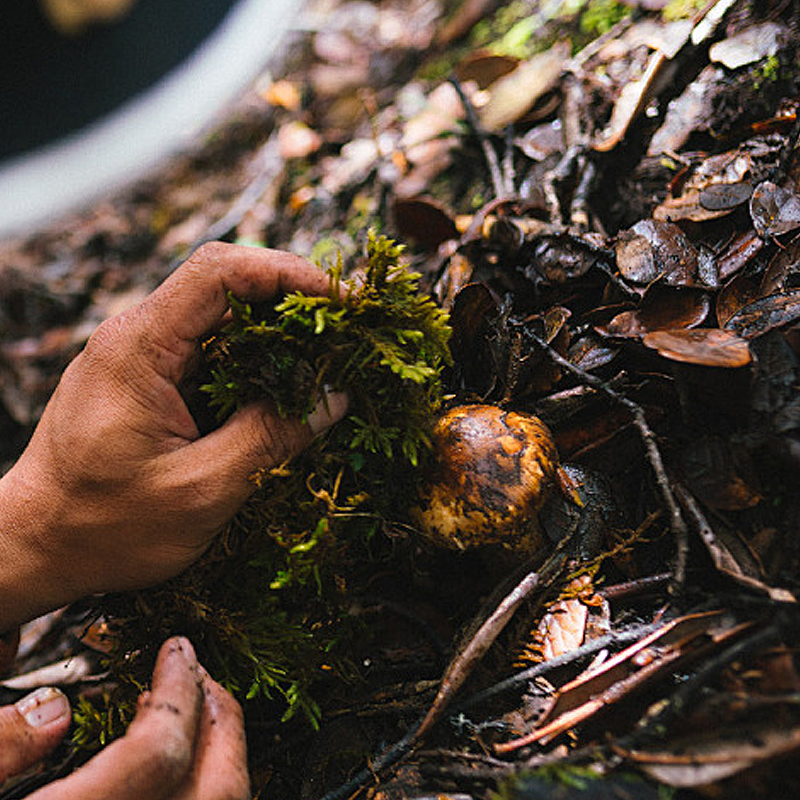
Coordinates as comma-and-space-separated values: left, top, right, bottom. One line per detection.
0, 243, 348, 629
0, 637, 250, 800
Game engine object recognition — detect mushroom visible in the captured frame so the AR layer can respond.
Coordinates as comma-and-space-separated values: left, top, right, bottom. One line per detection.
411, 404, 560, 552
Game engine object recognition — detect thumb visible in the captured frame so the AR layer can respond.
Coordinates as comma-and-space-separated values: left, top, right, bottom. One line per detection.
188, 388, 349, 501
0, 687, 72, 783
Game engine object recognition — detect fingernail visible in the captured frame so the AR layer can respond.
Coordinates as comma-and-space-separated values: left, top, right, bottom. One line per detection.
307, 387, 349, 436
15, 687, 71, 728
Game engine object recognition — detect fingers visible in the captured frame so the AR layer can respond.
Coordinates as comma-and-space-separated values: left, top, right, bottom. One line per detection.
174, 670, 250, 800
145, 242, 330, 346
170, 389, 349, 509
0, 687, 71, 784
27, 638, 250, 800
35, 637, 203, 800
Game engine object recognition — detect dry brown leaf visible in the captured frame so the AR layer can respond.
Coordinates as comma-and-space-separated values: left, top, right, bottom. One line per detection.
630, 720, 800, 788
454, 51, 518, 89
391, 196, 459, 251
537, 598, 588, 661
642, 329, 751, 368
478, 42, 569, 133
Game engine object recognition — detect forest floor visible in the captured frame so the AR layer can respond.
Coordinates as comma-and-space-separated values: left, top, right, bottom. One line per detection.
3, 1, 800, 798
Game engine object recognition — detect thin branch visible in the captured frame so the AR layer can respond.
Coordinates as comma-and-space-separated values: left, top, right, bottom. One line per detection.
526, 332, 691, 595
449, 77, 507, 201
453, 620, 660, 715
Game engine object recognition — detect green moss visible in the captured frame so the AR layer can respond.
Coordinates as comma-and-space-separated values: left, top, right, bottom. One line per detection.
76, 232, 451, 747
752, 53, 781, 90
661, 0, 708, 21
579, 0, 631, 38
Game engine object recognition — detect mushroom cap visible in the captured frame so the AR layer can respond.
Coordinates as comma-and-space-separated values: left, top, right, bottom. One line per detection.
411, 404, 559, 550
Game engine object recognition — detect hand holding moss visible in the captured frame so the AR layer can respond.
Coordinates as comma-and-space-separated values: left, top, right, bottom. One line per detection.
0, 242, 347, 631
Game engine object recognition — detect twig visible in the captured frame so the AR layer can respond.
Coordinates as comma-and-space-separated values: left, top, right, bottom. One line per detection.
569, 154, 595, 231
502, 125, 516, 196
415, 570, 543, 740
449, 77, 506, 201
599, 572, 671, 601
414, 532, 578, 742
614, 612, 791, 751
542, 144, 582, 224
526, 333, 691, 596
316, 726, 420, 800
453, 620, 660, 715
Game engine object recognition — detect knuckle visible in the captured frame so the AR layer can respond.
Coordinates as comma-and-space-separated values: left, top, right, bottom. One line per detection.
186, 241, 228, 271
252, 422, 296, 467
131, 726, 193, 786
83, 316, 123, 361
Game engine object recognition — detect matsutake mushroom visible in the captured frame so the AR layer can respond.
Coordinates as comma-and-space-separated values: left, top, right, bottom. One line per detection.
411, 404, 561, 552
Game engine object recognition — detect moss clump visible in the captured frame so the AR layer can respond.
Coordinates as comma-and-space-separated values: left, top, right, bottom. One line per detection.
579, 0, 630, 38
80, 231, 451, 742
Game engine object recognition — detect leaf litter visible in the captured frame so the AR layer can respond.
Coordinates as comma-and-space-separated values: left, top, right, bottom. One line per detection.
3, 0, 800, 798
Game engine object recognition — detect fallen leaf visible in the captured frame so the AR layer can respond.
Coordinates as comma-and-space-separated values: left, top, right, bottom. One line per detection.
642, 329, 751, 367
709, 21, 787, 70
717, 230, 764, 282
750, 181, 800, 238
391, 196, 458, 251
454, 51, 518, 89
761, 232, 800, 295
681, 436, 762, 510
478, 41, 569, 132
616, 220, 698, 286
716, 273, 761, 327
724, 289, 800, 338
601, 287, 710, 337
627, 720, 800, 788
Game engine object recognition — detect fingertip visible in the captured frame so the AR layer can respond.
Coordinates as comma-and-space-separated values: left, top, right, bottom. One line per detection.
0, 688, 71, 782
307, 388, 349, 436
14, 687, 71, 730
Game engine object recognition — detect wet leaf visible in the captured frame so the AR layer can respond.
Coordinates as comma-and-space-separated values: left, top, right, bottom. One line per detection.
699, 181, 752, 211
716, 273, 761, 327
750, 181, 800, 238
601, 287, 710, 338
449, 282, 501, 395
725, 289, 800, 338
761, 232, 800, 295
642, 329, 751, 368
568, 335, 619, 371
524, 232, 604, 284
616, 220, 698, 286
717, 230, 764, 282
